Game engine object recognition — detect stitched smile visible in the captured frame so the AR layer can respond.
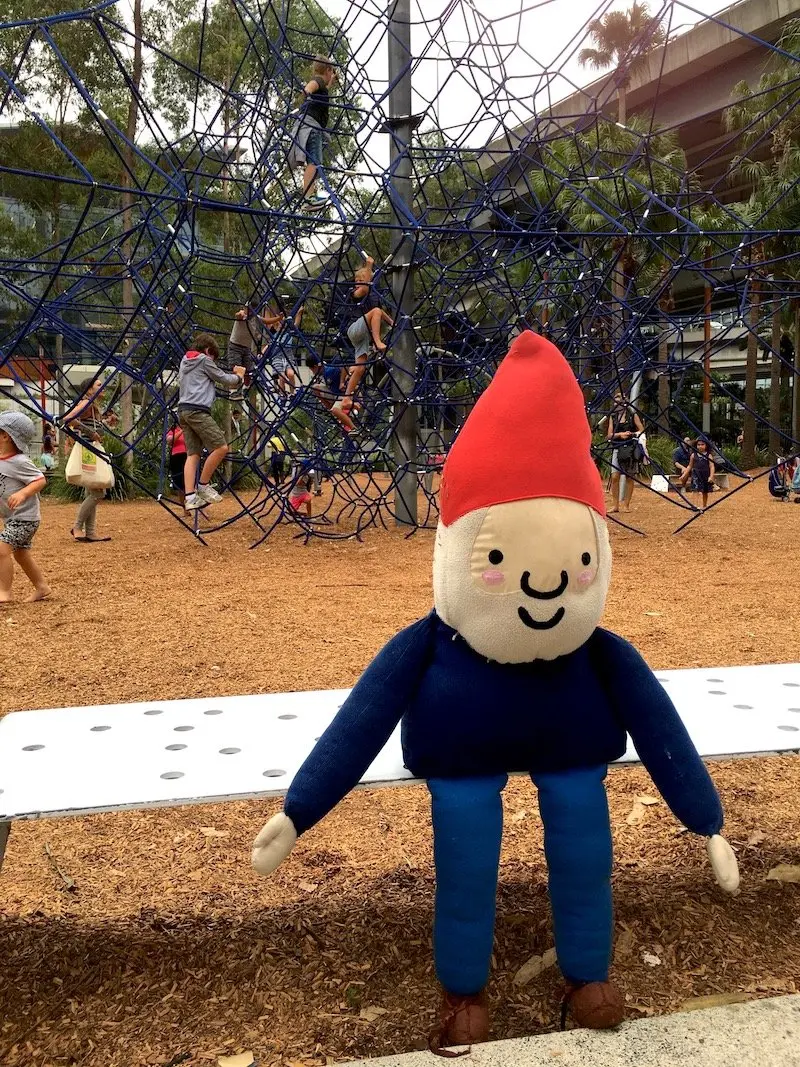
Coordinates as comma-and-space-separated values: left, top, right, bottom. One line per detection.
520, 569, 568, 599
518, 606, 565, 630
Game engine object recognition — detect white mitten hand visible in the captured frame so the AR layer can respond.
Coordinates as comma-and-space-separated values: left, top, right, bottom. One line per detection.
251, 812, 298, 875
707, 834, 740, 894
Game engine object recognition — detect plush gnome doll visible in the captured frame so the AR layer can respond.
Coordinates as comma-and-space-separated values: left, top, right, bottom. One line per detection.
252, 331, 740, 1047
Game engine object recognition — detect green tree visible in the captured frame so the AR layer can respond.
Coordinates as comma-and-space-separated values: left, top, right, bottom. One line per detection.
724, 16, 800, 458
578, 2, 665, 124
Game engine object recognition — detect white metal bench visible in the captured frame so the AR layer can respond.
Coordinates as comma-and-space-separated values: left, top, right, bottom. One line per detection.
2, 663, 800, 872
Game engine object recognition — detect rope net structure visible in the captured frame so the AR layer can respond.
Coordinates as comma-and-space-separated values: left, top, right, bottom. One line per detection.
1, 0, 800, 541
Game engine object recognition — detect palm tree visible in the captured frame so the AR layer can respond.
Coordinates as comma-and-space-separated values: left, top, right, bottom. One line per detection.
578, 2, 665, 125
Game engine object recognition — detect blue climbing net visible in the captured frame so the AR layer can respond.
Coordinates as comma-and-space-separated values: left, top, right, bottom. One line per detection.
1, 0, 800, 541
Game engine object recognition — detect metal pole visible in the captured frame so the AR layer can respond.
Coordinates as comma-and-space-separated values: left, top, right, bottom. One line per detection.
702, 263, 712, 435
388, 0, 417, 526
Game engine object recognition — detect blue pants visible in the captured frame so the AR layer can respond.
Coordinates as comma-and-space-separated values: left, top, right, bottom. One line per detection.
428, 766, 613, 996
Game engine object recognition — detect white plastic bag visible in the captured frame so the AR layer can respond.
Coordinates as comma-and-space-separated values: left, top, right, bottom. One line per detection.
65, 441, 115, 490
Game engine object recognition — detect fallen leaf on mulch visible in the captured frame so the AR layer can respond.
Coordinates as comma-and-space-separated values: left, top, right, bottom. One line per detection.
298, 881, 319, 893
217, 1053, 255, 1067
637, 795, 660, 806
680, 993, 751, 1012
513, 948, 557, 986
626, 801, 647, 825
511, 810, 527, 823
766, 865, 800, 883
614, 928, 635, 960
359, 1006, 389, 1022
200, 827, 230, 839
747, 830, 766, 846
642, 952, 661, 967
644, 611, 663, 617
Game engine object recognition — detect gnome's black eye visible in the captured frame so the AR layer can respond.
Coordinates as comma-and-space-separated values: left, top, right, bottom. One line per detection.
581, 552, 592, 566
488, 549, 504, 565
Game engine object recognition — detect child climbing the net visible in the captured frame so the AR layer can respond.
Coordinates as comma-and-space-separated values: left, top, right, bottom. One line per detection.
177, 331, 245, 511
307, 353, 356, 433
263, 303, 303, 396
289, 56, 338, 211
341, 255, 393, 414
0, 412, 50, 603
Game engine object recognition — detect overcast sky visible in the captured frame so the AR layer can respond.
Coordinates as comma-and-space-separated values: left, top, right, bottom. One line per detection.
318, 0, 736, 153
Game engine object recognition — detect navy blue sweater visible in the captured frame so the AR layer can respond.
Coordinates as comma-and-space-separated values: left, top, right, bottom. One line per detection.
284, 612, 723, 838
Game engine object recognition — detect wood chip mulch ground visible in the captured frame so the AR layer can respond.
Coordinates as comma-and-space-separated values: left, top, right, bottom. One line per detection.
1, 479, 799, 1067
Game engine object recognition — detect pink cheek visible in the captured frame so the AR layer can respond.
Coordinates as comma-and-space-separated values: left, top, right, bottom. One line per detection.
481, 569, 505, 587
577, 568, 595, 587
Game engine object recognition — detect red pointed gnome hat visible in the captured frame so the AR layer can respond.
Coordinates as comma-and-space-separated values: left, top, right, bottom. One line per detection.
439, 330, 605, 526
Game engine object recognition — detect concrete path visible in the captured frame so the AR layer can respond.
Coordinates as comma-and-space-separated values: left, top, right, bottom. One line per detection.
342, 994, 800, 1067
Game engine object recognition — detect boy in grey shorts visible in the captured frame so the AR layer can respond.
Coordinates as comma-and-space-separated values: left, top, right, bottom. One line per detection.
0, 411, 50, 602
342, 255, 393, 413
177, 331, 245, 510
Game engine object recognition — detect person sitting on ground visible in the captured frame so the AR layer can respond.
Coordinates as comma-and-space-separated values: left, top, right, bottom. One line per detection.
341, 255, 394, 414
287, 460, 315, 518
680, 437, 716, 509
0, 411, 50, 603
673, 436, 692, 478
306, 353, 355, 433
63, 376, 118, 543
177, 332, 245, 511
290, 56, 338, 210
606, 391, 644, 513
768, 458, 790, 500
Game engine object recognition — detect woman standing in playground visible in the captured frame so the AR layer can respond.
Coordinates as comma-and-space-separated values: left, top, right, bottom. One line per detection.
64, 377, 118, 542
606, 391, 644, 514
291, 56, 338, 210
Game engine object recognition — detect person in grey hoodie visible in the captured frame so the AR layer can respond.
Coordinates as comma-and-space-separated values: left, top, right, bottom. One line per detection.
177, 332, 244, 510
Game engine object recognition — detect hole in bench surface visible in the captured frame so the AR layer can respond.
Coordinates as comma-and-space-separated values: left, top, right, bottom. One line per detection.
91, 725, 111, 732
709, 690, 726, 695
778, 725, 799, 732
278, 714, 297, 720
23, 745, 44, 751
161, 771, 184, 779
783, 683, 800, 688
733, 705, 753, 710
219, 747, 241, 755
707, 678, 724, 683
144, 709, 163, 716
204, 709, 223, 716
263, 769, 286, 778
174, 726, 194, 732
789, 708, 800, 713
166, 744, 187, 751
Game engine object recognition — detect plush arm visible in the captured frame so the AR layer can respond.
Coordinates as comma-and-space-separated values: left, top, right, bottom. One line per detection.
595, 630, 723, 836
284, 612, 435, 835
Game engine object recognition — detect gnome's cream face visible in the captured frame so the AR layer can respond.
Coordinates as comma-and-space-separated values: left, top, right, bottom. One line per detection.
433, 498, 611, 663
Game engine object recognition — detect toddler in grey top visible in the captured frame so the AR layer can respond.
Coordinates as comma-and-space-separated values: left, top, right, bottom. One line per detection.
0, 410, 51, 602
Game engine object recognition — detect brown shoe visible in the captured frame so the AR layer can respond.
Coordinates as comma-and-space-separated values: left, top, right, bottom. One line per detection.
429, 989, 490, 1057
562, 980, 625, 1030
